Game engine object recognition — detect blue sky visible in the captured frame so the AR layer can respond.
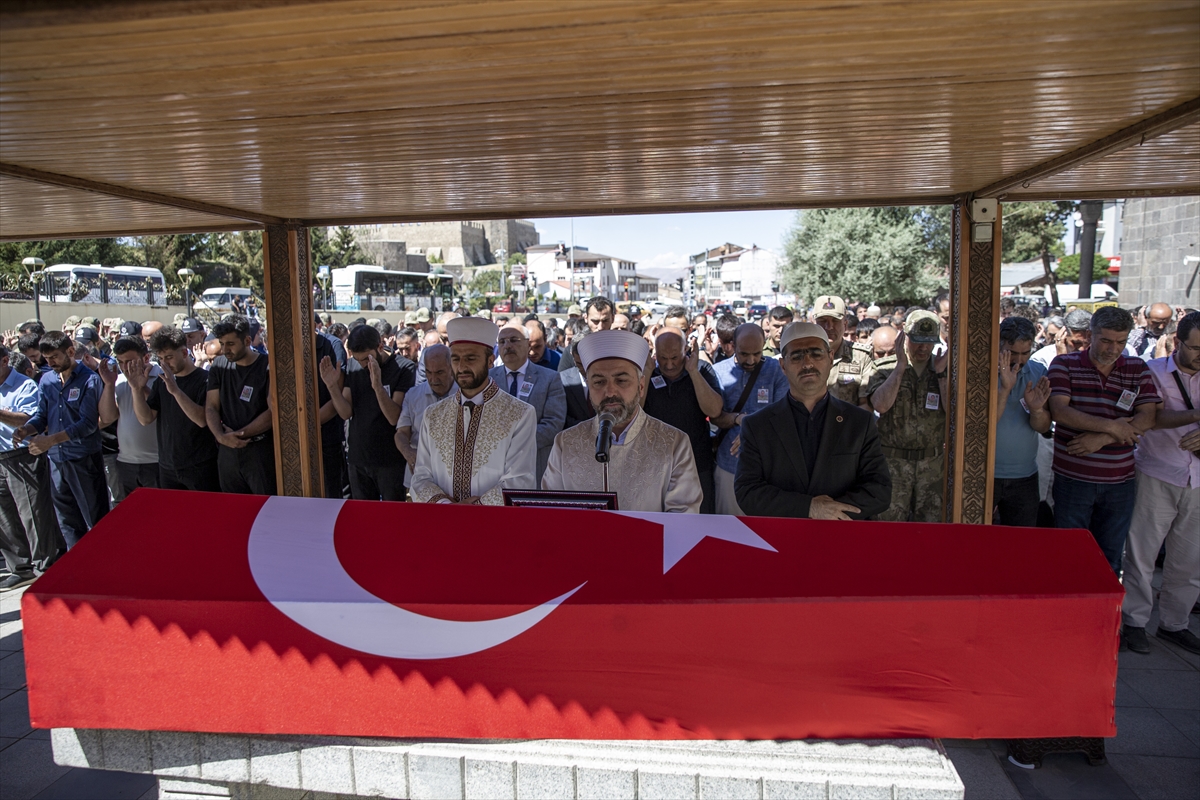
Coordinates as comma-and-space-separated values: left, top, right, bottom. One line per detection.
531, 210, 797, 277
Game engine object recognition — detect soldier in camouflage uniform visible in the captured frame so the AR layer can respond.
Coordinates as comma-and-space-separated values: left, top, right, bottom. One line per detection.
861, 310, 947, 522
813, 295, 873, 404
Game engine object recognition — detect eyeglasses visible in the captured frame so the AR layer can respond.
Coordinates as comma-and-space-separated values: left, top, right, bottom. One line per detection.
785, 347, 828, 362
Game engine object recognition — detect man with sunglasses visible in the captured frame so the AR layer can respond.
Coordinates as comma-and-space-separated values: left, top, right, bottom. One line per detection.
735, 322, 890, 519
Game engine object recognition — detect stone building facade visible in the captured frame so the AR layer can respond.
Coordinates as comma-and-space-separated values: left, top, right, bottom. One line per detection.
1118, 196, 1199, 308
360, 220, 539, 274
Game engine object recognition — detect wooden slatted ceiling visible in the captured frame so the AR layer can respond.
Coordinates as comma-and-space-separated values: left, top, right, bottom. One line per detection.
0, 0, 1197, 239
1005, 123, 1200, 200
0, 175, 247, 240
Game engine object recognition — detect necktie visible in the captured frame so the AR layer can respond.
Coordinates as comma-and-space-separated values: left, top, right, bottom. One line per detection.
509, 371, 519, 396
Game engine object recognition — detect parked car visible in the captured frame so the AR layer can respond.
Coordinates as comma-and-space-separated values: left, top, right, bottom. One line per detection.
748, 304, 769, 320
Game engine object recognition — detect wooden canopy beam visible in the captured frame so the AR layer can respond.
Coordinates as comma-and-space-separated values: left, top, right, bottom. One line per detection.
974, 96, 1200, 199
0, 163, 283, 227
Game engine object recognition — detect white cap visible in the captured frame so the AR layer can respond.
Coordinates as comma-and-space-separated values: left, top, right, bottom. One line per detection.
575, 329, 651, 373
499, 321, 528, 339
446, 317, 499, 349
779, 321, 830, 354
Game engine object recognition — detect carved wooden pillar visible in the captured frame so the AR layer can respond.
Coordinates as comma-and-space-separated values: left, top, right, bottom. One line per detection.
262, 224, 323, 497
945, 198, 1002, 524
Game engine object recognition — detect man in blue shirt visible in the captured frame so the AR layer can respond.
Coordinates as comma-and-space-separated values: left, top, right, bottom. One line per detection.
994, 317, 1052, 526
524, 319, 561, 370
0, 344, 63, 590
711, 324, 790, 515
13, 331, 109, 548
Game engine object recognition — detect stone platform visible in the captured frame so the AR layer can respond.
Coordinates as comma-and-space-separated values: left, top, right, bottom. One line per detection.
51, 728, 964, 799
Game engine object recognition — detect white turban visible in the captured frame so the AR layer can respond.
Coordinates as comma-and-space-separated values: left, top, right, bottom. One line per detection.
575, 329, 651, 373
446, 317, 499, 349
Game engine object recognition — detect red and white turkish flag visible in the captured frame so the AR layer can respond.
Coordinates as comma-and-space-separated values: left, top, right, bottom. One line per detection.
23, 489, 1120, 740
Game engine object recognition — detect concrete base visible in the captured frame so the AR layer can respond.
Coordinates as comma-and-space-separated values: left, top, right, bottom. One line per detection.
52, 728, 965, 800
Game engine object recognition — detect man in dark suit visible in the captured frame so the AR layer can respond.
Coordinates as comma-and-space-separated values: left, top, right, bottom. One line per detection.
490, 323, 567, 485
559, 328, 596, 430
735, 321, 890, 519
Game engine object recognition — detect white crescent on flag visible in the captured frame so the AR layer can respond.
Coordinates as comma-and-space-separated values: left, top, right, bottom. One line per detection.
247, 496, 585, 660
247, 498, 777, 660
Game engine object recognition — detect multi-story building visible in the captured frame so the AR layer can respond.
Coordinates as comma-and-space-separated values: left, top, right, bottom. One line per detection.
526, 244, 639, 301
687, 242, 780, 306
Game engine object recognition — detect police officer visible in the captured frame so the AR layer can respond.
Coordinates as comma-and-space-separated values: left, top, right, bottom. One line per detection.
813, 295, 873, 405
861, 310, 947, 522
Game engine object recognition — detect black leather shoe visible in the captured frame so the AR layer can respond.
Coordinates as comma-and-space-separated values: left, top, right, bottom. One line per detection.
1123, 625, 1150, 654
1156, 627, 1200, 655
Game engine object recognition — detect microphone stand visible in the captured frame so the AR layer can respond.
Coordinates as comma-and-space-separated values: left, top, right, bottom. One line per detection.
596, 412, 615, 493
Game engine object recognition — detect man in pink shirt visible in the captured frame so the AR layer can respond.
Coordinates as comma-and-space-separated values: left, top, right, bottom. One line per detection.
1121, 311, 1200, 655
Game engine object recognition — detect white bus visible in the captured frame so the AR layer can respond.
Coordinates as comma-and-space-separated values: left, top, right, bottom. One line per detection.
40, 264, 166, 306
331, 264, 455, 312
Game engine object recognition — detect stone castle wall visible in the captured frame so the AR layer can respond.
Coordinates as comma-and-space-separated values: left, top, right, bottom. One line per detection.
1119, 196, 1199, 309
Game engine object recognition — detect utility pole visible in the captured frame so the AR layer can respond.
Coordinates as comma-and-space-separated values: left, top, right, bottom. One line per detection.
1077, 201, 1103, 300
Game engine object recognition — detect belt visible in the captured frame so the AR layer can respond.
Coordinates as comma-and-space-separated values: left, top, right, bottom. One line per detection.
881, 444, 943, 460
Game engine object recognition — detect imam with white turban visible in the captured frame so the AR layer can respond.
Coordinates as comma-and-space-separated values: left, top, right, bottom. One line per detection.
541, 330, 703, 513
410, 317, 537, 505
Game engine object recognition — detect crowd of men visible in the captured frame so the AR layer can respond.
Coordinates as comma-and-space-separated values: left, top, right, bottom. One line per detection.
1, 294, 1197, 655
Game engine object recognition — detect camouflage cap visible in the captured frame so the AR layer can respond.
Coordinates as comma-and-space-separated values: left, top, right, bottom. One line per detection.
63, 315, 82, 328
813, 295, 846, 320
414, 307, 432, 322
404, 311, 419, 325
83, 316, 101, 328
904, 310, 942, 343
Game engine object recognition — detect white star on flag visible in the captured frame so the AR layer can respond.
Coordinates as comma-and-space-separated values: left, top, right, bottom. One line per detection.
613, 511, 777, 573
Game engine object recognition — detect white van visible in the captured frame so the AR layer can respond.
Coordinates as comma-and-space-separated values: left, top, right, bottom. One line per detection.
194, 287, 252, 315
1045, 283, 1118, 305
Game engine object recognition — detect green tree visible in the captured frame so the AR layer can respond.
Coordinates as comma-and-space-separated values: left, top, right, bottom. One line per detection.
1055, 252, 1111, 284
505, 252, 527, 267
781, 207, 944, 306
468, 268, 503, 296
329, 226, 364, 269
1001, 201, 1074, 307
309, 226, 337, 270
217, 231, 265, 295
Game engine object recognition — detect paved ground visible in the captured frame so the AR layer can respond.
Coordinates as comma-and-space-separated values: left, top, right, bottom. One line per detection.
2, 577, 1197, 800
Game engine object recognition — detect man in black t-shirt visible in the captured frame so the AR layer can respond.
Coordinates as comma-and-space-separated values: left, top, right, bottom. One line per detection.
129, 326, 220, 492
314, 324, 347, 499
320, 323, 415, 502
204, 315, 276, 495
643, 328, 725, 514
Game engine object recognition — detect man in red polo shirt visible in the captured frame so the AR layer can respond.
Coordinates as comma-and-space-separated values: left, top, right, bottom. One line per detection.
1048, 306, 1159, 574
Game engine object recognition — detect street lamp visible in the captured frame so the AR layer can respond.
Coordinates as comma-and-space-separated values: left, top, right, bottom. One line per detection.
22, 257, 45, 320
177, 268, 195, 315
495, 249, 508, 298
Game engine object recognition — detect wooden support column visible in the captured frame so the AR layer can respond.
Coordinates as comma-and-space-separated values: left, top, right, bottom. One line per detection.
262, 224, 323, 497
945, 198, 1002, 524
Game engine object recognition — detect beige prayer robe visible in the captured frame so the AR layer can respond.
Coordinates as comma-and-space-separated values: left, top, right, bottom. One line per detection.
411, 381, 537, 505
541, 409, 702, 513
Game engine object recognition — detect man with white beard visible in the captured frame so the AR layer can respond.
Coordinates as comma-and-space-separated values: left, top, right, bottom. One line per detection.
541, 330, 702, 513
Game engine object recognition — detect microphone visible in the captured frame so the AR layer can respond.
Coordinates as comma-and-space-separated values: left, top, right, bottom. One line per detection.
595, 411, 616, 463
